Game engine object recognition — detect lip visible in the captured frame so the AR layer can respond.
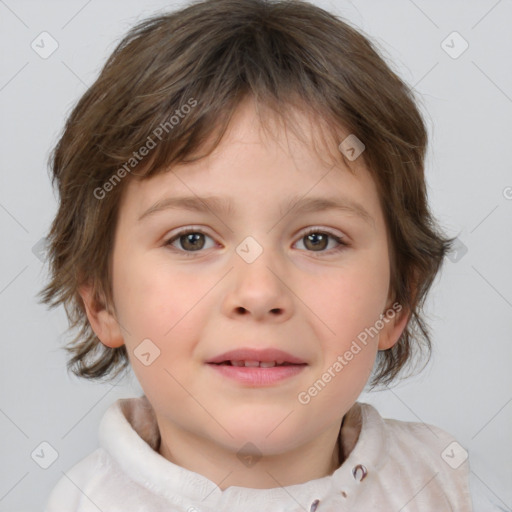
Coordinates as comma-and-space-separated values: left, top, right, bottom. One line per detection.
206, 348, 306, 365
208, 364, 306, 386
206, 347, 307, 387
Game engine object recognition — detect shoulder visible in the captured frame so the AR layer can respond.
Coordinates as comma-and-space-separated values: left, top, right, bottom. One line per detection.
378, 407, 462, 453
44, 396, 162, 511
378, 407, 468, 469
357, 402, 474, 510
358, 402, 467, 458
44, 449, 106, 511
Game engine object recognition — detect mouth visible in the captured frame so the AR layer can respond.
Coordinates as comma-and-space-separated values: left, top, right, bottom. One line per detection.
206, 348, 307, 366
206, 348, 308, 386
210, 360, 305, 368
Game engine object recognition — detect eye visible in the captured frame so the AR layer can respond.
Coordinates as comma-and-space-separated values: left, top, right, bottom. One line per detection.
164, 227, 348, 256
164, 228, 216, 253
294, 228, 348, 254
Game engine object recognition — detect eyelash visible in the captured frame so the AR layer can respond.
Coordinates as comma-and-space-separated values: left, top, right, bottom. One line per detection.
164, 226, 348, 257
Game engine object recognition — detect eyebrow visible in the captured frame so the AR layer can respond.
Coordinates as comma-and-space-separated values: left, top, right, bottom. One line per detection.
138, 194, 374, 226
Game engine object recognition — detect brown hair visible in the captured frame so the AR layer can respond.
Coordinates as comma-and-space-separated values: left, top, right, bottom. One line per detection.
38, 0, 456, 388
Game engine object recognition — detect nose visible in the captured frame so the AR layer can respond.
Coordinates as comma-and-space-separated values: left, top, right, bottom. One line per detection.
222, 249, 294, 322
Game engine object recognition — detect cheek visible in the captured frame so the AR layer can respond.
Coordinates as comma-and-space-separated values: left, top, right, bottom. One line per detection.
114, 252, 181, 323
113, 255, 212, 359
114, 267, 172, 334
308, 269, 385, 406
313, 257, 389, 335
117, 265, 202, 391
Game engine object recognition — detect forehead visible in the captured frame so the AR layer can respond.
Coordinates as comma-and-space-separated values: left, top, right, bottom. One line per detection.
120, 98, 382, 227
208, 97, 356, 170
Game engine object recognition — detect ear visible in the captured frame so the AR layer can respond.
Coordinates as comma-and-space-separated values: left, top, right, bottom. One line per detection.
377, 301, 411, 351
78, 281, 125, 348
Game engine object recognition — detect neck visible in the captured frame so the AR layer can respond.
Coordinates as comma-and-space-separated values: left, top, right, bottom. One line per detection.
157, 419, 344, 490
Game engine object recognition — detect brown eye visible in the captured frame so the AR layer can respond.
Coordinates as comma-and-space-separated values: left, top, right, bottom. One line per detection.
178, 233, 206, 251
303, 232, 329, 251
165, 229, 215, 253
295, 229, 347, 254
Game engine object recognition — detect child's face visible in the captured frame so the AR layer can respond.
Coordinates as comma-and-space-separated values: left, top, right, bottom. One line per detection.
86, 98, 406, 460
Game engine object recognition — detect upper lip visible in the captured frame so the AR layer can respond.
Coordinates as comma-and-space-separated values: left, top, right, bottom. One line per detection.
206, 348, 307, 365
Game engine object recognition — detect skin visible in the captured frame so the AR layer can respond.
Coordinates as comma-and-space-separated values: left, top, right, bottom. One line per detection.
80, 97, 409, 490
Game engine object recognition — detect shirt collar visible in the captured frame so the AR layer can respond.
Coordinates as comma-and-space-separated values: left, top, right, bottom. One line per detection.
99, 395, 388, 511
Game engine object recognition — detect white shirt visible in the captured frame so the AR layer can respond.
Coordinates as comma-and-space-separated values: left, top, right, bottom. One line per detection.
44, 395, 474, 511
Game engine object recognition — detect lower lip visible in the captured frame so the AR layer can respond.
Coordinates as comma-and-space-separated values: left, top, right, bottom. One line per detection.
207, 363, 306, 386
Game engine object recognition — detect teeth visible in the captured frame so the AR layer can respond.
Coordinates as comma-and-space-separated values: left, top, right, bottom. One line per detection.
228, 360, 279, 367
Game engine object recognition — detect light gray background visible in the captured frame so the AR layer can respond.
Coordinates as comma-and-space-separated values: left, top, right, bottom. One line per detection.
0, 0, 511, 510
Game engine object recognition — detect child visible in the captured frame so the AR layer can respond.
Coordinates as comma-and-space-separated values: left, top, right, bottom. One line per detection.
41, 0, 474, 510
